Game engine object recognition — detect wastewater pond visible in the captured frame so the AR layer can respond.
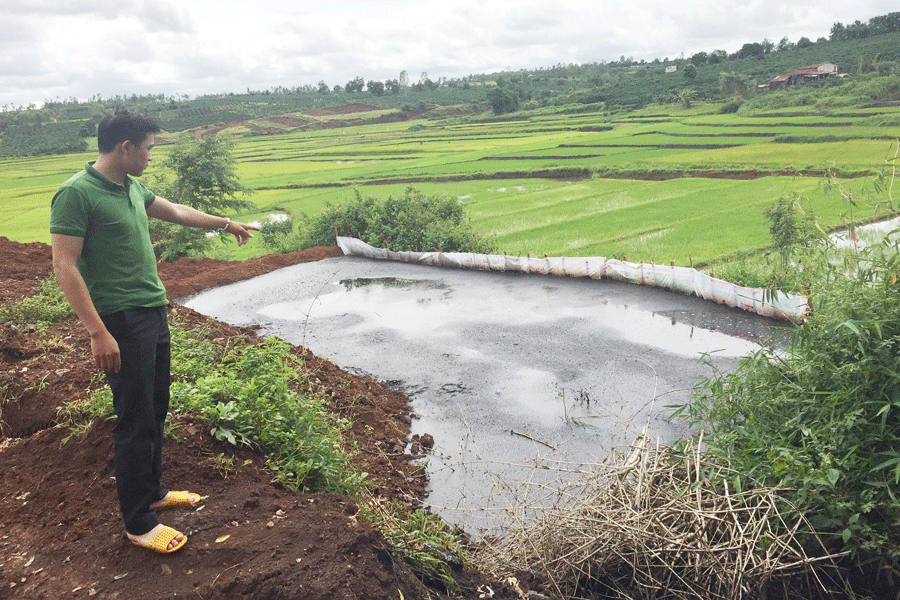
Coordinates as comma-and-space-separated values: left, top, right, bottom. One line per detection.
182, 256, 788, 532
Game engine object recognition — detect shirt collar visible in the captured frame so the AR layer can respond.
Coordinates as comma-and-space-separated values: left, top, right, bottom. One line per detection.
85, 161, 131, 191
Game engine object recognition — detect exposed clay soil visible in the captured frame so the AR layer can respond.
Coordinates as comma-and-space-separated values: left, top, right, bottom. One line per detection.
267, 116, 314, 128
0, 237, 512, 600
304, 104, 385, 117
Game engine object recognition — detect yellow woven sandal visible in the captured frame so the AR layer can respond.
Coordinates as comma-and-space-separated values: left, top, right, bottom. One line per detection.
150, 490, 201, 511
127, 525, 187, 554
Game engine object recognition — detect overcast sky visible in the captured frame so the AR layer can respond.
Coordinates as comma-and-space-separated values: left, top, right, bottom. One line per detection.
1, 0, 897, 108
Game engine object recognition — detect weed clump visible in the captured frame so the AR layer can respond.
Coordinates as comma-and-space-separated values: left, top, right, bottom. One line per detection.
173, 335, 364, 495
0, 274, 73, 328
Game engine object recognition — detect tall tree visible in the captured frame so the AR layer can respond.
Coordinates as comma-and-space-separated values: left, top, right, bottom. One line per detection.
149, 134, 253, 260
830, 22, 847, 41
718, 72, 755, 98
708, 49, 728, 64
346, 76, 365, 93
158, 135, 252, 214
736, 42, 765, 59
486, 86, 520, 114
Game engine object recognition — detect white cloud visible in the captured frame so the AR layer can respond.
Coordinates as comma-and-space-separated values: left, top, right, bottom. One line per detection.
0, 0, 897, 107
141, 2, 194, 34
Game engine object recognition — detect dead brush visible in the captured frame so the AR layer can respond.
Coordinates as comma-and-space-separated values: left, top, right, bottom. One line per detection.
476, 432, 848, 600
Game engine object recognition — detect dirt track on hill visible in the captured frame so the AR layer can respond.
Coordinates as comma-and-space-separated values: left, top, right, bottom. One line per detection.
0, 237, 511, 600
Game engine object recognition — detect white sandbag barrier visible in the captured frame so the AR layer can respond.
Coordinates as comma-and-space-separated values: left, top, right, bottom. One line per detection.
336, 237, 810, 321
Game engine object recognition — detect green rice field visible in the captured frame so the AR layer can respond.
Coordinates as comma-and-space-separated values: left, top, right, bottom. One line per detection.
3, 102, 898, 266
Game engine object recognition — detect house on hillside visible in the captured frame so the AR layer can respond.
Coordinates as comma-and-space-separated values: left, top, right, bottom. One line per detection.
665, 65, 677, 73
760, 63, 844, 91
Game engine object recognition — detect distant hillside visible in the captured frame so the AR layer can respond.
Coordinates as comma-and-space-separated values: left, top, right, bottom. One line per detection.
2, 12, 899, 158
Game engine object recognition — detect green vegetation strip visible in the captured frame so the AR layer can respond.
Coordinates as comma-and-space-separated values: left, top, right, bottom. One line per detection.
673, 233, 900, 590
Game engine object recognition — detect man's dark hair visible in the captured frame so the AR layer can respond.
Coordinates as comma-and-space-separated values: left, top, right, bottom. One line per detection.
97, 107, 161, 153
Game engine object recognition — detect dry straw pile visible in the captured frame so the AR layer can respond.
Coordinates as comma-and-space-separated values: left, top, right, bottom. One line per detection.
477, 432, 845, 600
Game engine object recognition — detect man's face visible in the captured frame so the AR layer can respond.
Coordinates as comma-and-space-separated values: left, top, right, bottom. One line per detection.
124, 133, 156, 177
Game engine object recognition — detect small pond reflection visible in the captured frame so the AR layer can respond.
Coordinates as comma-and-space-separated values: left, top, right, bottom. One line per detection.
340, 277, 451, 292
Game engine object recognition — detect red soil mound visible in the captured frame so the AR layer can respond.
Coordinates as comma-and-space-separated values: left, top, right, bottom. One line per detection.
0, 237, 508, 600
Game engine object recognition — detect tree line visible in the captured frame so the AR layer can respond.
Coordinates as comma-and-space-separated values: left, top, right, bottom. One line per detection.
830, 11, 900, 41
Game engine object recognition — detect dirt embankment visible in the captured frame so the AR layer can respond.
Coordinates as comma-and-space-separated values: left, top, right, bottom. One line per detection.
0, 237, 512, 600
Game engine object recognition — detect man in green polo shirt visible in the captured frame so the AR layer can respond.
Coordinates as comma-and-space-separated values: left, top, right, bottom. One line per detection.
50, 108, 258, 554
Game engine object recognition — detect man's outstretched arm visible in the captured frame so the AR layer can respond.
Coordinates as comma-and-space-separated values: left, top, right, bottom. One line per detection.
146, 197, 259, 246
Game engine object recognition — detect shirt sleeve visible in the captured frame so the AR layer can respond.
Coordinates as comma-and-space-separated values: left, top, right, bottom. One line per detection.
49, 187, 89, 238
131, 178, 158, 209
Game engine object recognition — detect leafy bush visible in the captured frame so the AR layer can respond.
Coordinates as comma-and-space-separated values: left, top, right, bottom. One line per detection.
302, 187, 496, 253
259, 216, 293, 246
170, 336, 364, 495
259, 216, 305, 254
857, 73, 900, 102
676, 234, 900, 595
149, 219, 212, 261
718, 72, 756, 98
718, 97, 744, 113
302, 192, 378, 248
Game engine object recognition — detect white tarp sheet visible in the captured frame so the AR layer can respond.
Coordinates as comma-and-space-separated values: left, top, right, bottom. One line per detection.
336, 237, 809, 320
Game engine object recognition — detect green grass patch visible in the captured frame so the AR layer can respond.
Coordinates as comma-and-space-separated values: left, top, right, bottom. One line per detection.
0, 274, 73, 329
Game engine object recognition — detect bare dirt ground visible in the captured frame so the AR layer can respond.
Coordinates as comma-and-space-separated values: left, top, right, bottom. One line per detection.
0, 237, 511, 600
303, 104, 384, 117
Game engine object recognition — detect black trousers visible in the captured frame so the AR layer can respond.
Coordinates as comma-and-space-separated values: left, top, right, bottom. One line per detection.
101, 305, 171, 536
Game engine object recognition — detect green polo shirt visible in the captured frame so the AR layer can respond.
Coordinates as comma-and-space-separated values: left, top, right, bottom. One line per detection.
50, 162, 168, 315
